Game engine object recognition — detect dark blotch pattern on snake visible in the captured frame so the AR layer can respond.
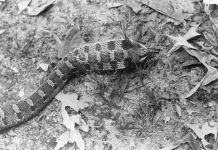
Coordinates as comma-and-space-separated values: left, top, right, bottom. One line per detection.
0, 39, 146, 132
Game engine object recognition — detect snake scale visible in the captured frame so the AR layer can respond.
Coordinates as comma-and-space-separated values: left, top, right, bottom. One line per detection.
0, 39, 147, 133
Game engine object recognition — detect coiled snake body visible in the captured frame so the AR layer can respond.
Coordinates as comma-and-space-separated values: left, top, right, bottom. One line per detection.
0, 39, 146, 132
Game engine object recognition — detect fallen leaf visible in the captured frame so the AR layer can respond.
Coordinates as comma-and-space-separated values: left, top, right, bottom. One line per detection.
56, 92, 90, 130
182, 78, 202, 99
56, 93, 90, 111
0, 29, 5, 35
166, 26, 200, 56
18, 88, 25, 98
75, 116, 89, 132
201, 64, 218, 86
182, 47, 218, 98
56, 93, 79, 111
11, 66, 18, 73
129, 138, 135, 149
55, 131, 70, 150
208, 101, 216, 107
55, 92, 89, 150
62, 110, 79, 131
183, 27, 201, 41
69, 129, 85, 150
175, 104, 182, 117
195, 41, 213, 52
203, 0, 218, 5
27, 0, 55, 16
186, 122, 218, 147
38, 63, 49, 71
17, 0, 32, 14
77, 94, 92, 110
167, 26, 218, 99
106, 2, 122, 8
55, 129, 85, 150
166, 35, 197, 56
126, 0, 142, 13
160, 145, 179, 150
164, 116, 170, 123
58, 113, 87, 150
137, 0, 195, 22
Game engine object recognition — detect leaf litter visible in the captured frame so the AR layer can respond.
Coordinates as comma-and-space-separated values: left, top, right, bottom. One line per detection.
2, 0, 218, 150
55, 93, 91, 150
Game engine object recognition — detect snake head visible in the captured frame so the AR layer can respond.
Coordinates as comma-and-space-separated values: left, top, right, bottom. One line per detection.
124, 39, 159, 66
123, 40, 149, 63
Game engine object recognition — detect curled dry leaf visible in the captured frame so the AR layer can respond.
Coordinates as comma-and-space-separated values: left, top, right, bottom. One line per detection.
182, 47, 218, 98
186, 122, 218, 147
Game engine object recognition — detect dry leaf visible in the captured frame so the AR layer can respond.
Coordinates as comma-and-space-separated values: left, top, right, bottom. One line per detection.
175, 104, 182, 117
17, 0, 32, 14
55, 92, 89, 150
105, 0, 141, 13
186, 122, 218, 147
55, 129, 85, 150
106, 2, 122, 8
182, 79, 202, 99
18, 88, 25, 98
0, 29, 5, 35
137, 0, 195, 22
164, 116, 170, 123
195, 41, 213, 52
56, 93, 90, 111
68, 129, 85, 150
160, 145, 179, 150
126, 0, 142, 13
167, 27, 218, 99
11, 66, 18, 73
38, 63, 49, 71
57, 112, 87, 150
183, 27, 201, 41
166, 35, 197, 55
56, 93, 79, 111
166, 26, 200, 55
62, 109, 78, 131
182, 47, 218, 98
27, 0, 55, 16
55, 131, 70, 150
203, 0, 218, 5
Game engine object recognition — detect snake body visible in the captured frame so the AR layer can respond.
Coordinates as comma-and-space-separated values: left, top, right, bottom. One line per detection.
0, 39, 144, 132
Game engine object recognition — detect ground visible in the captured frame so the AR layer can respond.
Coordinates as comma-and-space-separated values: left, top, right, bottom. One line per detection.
0, 0, 218, 150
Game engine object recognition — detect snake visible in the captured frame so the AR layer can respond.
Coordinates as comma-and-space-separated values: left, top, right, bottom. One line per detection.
0, 39, 149, 133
